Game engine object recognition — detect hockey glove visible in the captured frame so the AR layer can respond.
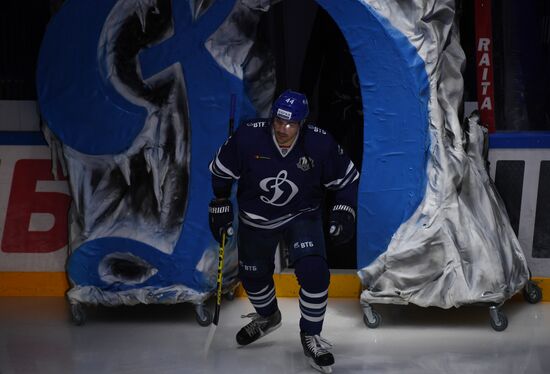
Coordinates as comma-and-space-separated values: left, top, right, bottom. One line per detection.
208, 198, 234, 244
328, 204, 356, 245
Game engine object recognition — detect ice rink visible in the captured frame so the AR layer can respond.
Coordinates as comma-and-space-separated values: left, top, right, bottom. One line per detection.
0, 297, 549, 373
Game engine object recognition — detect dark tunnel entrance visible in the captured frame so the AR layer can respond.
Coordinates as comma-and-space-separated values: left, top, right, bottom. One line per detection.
256, 0, 364, 269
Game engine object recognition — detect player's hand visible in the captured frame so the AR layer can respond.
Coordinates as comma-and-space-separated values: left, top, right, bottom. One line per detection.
208, 198, 234, 244
328, 204, 355, 245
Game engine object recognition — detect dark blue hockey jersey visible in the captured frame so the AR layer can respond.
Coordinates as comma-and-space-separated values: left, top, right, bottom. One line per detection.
209, 118, 359, 230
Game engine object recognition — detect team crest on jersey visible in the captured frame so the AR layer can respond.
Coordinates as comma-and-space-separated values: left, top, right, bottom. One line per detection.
296, 156, 314, 171
259, 170, 298, 206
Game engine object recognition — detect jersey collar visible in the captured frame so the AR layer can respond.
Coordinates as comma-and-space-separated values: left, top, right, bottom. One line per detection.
271, 126, 300, 158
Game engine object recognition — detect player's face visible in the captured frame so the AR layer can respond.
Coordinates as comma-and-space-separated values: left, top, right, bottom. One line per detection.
273, 117, 300, 146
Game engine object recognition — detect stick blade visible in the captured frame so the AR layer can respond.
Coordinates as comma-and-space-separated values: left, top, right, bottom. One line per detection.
203, 323, 218, 357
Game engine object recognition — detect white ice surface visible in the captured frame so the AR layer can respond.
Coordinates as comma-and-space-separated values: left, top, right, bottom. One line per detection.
0, 297, 549, 373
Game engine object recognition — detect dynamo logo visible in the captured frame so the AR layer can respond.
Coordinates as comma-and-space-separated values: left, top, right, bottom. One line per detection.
259, 170, 298, 206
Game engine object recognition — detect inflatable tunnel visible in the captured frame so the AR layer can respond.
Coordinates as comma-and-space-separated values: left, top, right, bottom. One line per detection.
37, 0, 528, 327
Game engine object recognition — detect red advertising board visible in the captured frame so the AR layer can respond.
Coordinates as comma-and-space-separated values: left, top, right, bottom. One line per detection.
475, 0, 496, 132
0, 146, 70, 271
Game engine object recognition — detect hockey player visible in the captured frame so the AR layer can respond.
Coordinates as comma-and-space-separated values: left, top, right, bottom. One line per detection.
208, 90, 359, 373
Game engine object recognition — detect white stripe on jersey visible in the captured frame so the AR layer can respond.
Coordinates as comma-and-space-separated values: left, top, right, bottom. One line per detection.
324, 161, 357, 189
209, 150, 240, 179
208, 160, 231, 179
241, 211, 269, 221
240, 206, 319, 229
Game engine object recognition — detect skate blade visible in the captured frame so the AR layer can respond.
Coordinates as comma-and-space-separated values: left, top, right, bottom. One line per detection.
262, 321, 282, 336
307, 358, 332, 373
238, 322, 282, 347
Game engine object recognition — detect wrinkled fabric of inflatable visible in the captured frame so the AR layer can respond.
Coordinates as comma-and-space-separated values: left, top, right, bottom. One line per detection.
37, 0, 275, 306
317, 0, 528, 308
37, 0, 529, 310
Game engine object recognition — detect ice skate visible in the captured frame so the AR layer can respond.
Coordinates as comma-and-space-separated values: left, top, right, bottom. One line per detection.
236, 309, 282, 346
300, 332, 334, 373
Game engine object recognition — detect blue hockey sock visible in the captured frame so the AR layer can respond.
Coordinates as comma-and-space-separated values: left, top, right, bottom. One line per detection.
294, 256, 330, 335
241, 277, 279, 317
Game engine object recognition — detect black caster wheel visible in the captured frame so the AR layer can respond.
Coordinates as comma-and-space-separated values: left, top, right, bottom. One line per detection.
523, 282, 542, 304
224, 290, 236, 301
490, 311, 508, 331
363, 309, 381, 329
70, 303, 86, 326
195, 307, 213, 327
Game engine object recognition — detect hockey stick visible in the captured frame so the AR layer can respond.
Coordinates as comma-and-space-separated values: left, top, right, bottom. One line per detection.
203, 231, 226, 356
228, 93, 236, 136
204, 94, 237, 356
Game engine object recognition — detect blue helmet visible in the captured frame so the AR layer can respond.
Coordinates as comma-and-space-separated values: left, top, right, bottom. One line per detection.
271, 90, 309, 123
